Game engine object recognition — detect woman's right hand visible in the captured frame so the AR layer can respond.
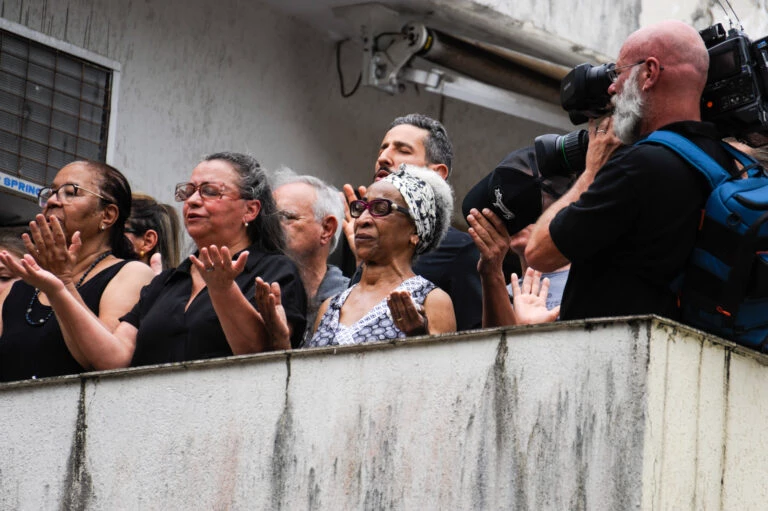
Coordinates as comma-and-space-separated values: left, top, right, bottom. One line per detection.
23, 214, 81, 286
0, 251, 65, 295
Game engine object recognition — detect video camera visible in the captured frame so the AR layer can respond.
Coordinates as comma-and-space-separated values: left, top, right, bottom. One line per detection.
558, 22, 768, 148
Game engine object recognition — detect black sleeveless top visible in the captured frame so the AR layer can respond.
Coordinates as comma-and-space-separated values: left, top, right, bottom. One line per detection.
0, 261, 129, 382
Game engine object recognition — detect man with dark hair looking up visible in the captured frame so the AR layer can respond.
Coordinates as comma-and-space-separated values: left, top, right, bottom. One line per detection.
343, 113, 482, 331
526, 20, 740, 320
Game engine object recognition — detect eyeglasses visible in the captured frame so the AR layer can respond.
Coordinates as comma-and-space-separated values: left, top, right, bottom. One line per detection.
607, 59, 647, 82
174, 182, 238, 202
38, 183, 113, 208
349, 198, 411, 219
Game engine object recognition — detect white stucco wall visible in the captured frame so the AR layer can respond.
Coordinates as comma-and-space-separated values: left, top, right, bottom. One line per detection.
0, 0, 554, 230
1, 317, 767, 510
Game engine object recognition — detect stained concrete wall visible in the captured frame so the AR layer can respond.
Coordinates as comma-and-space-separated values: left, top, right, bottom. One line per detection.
1, 317, 766, 510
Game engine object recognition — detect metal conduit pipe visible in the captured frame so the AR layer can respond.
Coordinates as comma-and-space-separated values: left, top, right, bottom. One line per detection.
414, 25, 562, 105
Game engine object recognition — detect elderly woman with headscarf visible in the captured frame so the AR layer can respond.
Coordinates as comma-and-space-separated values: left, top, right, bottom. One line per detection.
304, 165, 455, 346
2, 152, 306, 370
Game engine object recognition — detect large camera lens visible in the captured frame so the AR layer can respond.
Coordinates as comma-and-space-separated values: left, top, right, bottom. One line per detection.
560, 63, 614, 125
534, 129, 589, 178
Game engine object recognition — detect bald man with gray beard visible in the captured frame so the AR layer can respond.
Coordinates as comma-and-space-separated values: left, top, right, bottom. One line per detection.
526, 20, 741, 320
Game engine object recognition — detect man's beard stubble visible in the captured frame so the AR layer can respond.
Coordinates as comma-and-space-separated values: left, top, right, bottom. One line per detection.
612, 66, 645, 145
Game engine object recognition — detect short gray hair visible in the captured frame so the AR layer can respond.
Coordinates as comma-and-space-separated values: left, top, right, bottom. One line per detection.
271, 167, 345, 253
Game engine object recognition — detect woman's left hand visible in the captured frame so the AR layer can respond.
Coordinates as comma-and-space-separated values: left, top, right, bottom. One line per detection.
189, 245, 248, 290
254, 277, 291, 349
387, 290, 428, 336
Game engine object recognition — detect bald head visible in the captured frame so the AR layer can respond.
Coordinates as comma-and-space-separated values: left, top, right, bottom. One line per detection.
623, 20, 708, 87
612, 20, 709, 134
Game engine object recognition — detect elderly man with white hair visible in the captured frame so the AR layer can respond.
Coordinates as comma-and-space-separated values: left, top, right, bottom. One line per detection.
272, 169, 349, 345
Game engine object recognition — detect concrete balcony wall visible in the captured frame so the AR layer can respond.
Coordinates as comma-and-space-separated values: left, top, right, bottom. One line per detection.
1, 317, 766, 510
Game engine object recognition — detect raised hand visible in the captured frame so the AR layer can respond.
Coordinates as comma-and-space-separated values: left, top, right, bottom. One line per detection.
189, 245, 248, 291
341, 183, 367, 265
510, 267, 560, 325
24, 214, 81, 285
254, 277, 290, 349
467, 208, 510, 277
387, 290, 428, 336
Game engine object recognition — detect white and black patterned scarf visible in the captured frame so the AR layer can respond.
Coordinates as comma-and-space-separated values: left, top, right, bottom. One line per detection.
383, 168, 438, 255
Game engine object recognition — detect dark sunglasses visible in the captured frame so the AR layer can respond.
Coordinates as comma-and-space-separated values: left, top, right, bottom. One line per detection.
349, 198, 411, 219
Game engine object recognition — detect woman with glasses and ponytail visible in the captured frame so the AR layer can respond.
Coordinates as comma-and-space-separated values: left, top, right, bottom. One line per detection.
0, 161, 154, 381
305, 165, 456, 347
1, 152, 306, 371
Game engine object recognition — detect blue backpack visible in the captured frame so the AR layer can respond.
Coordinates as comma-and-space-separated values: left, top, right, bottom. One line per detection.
637, 130, 768, 351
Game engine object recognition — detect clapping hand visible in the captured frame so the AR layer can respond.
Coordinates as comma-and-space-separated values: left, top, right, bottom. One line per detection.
24, 214, 81, 286
387, 290, 428, 336
254, 277, 290, 349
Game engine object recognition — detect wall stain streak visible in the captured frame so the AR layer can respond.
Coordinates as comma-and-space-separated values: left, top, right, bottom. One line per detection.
60, 379, 93, 511
271, 356, 296, 511
719, 348, 732, 510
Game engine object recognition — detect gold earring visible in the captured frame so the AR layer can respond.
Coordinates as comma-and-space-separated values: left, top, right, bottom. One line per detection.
139, 250, 145, 258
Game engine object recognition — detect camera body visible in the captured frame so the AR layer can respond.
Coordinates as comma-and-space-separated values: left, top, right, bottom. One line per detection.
700, 24, 768, 147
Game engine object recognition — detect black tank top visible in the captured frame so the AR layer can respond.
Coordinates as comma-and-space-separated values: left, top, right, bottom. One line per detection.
0, 261, 129, 382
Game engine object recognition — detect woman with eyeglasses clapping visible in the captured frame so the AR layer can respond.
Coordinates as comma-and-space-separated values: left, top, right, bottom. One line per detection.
0, 161, 154, 381
306, 166, 456, 347
1, 153, 306, 371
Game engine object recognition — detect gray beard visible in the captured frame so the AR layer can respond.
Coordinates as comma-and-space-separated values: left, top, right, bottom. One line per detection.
612, 67, 645, 145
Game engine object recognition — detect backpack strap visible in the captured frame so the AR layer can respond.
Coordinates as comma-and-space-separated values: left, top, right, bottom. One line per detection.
636, 130, 757, 187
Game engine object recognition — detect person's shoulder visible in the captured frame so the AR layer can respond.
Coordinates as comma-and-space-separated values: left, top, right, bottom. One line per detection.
108, 260, 156, 287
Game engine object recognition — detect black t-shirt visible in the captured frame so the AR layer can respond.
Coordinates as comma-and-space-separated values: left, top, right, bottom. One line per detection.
0, 261, 129, 382
550, 121, 737, 320
123, 247, 306, 366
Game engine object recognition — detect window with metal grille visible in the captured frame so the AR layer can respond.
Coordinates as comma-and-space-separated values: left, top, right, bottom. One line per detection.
0, 27, 112, 190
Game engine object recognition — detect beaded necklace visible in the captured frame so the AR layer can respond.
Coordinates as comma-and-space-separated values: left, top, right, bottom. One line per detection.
25, 250, 112, 326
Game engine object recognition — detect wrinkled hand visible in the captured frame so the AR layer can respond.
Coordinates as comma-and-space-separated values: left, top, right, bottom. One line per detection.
510, 267, 560, 325
254, 277, 290, 349
586, 116, 623, 175
341, 184, 367, 265
387, 290, 427, 335
149, 252, 163, 275
467, 208, 510, 277
189, 245, 247, 291
24, 214, 81, 286
0, 250, 65, 295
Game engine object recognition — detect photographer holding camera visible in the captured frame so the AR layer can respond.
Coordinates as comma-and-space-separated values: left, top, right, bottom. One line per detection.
526, 20, 742, 320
